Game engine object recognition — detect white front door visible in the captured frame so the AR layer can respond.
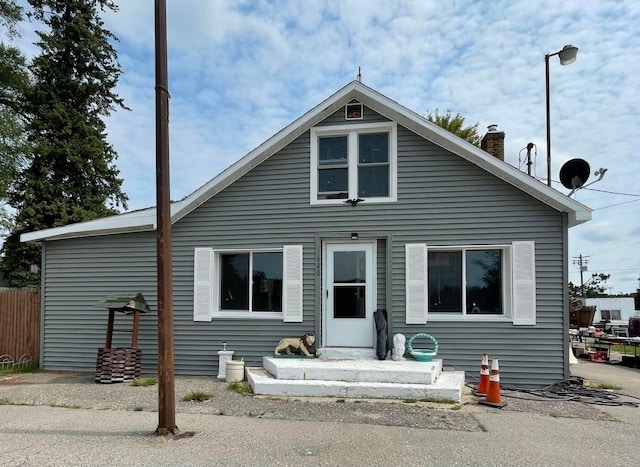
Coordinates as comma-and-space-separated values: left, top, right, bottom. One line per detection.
324, 242, 375, 347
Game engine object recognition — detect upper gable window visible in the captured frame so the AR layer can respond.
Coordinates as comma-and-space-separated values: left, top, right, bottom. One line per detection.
310, 122, 397, 205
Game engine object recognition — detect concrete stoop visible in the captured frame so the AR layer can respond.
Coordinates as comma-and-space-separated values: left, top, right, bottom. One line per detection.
246, 356, 465, 402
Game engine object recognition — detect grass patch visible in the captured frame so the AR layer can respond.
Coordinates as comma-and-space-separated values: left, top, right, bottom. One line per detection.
336, 398, 346, 403
132, 377, 157, 387
133, 407, 144, 412
182, 391, 212, 402
420, 397, 457, 404
227, 381, 252, 395
0, 363, 40, 376
450, 404, 461, 410
586, 382, 622, 390
478, 423, 488, 432
49, 403, 81, 409
0, 398, 10, 405
403, 398, 417, 404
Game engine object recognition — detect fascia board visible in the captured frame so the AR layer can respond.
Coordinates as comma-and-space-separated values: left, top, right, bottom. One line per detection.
20, 209, 157, 242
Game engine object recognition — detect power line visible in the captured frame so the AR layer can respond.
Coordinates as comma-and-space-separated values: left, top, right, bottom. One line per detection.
569, 267, 638, 275
583, 187, 640, 197
581, 242, 640, 253
593, 198, 640, 210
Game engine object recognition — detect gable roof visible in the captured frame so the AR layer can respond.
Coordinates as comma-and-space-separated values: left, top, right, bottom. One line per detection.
22, 80, 591, 243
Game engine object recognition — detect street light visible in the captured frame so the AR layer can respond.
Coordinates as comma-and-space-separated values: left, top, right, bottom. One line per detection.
545, 45, 578, 187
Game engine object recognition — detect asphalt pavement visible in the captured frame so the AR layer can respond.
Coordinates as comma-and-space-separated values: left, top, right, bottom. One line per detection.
1, 360, 639, 466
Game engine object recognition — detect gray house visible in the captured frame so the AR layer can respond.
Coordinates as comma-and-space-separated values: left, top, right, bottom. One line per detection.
23, 81, 591, 387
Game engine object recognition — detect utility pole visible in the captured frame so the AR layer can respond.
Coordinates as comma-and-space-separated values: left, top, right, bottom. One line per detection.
572, 254, 589, 296
155, 0, 176, 435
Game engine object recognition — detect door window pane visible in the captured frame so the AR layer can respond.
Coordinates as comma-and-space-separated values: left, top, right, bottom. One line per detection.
334, 286, 366, 318
466, 250, 502, 314
252, 252, 283, 312
428, 251, 462, 312
334, 251, 366, 283
220, 254, 249, 310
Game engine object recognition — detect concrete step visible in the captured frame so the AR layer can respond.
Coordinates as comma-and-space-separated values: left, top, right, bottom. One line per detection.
316, 347, 377, 359
246, 367, 465, 402
263, 356, 442, 384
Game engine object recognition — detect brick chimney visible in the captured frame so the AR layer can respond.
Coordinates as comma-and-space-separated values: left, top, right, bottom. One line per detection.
480, 124, 505, 161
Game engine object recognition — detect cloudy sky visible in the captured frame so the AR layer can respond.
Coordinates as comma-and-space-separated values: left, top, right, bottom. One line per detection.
14, 0, 640, 294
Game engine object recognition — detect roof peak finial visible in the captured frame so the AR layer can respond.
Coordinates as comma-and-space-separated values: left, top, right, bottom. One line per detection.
356, 66, 362, 82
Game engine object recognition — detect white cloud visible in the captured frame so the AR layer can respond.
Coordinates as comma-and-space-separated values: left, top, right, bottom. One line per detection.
14, 0, 640, 294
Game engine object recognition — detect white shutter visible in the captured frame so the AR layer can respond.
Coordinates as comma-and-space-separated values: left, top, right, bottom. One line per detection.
512, 241, 536, 325
282, 245, 303, 322
193, 248, 213, 322
405, 243, 428, 324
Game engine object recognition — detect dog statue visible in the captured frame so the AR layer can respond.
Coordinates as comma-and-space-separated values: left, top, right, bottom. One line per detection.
274, 333, 316, 357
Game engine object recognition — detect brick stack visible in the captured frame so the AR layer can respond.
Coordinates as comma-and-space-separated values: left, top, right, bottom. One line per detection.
95, 347, 142, 383
480, 124, 505, 161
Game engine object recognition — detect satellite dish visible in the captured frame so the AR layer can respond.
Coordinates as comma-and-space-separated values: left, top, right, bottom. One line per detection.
560, 158, 590, 189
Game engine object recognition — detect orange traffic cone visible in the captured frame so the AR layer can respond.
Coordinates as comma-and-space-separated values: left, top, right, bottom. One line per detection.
479, 357, 507, 408
476, 353, 490, 396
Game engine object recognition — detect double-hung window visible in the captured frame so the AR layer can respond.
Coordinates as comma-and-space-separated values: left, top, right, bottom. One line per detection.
310, 122, 397, 204
405, 241, 536, 325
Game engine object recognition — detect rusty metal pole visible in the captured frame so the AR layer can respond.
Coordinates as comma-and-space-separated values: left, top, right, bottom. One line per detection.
154, 0, 176, 435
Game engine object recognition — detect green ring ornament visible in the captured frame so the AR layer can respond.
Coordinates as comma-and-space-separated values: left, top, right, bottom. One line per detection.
406, 333, 439, 362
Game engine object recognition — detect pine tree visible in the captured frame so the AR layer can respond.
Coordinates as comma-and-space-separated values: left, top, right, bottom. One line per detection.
0, 0, 29, 234
1, 0, 128, 287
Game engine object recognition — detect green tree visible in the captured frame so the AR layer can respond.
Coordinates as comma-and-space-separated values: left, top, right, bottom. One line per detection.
425, 109, 481, 146
569, 273, 611, 298
0, 0, 29, 234
1, 0, 128, 287
0, 0, 21, 36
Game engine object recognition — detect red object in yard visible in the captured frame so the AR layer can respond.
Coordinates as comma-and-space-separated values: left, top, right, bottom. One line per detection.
629, 316, 640, 337
477, 353, 490, 396
588, 351, 608, 363
479, 357, 507, 408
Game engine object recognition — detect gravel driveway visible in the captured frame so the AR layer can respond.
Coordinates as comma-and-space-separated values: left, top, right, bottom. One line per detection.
2, 363, 637, 432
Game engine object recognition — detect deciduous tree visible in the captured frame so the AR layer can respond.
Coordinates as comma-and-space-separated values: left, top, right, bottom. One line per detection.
569, 273, 611, 298
425, 109, 481, 146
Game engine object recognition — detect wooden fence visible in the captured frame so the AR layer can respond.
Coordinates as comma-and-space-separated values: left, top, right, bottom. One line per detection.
0, 289, 41, 367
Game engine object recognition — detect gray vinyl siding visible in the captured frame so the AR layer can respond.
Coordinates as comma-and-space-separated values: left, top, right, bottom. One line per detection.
41, 233, 158, 373
318, 103, 390, 126
388, 127, 566, 387
40, 105, 567, 387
